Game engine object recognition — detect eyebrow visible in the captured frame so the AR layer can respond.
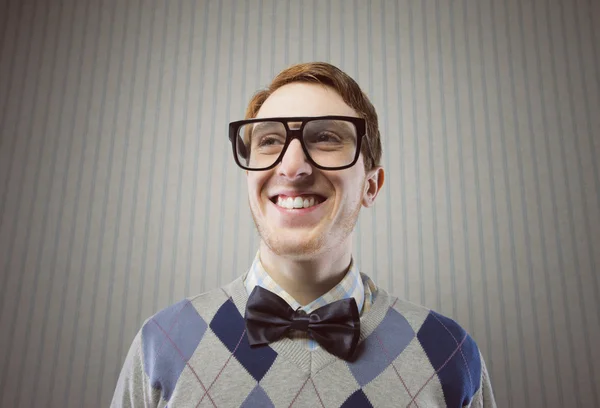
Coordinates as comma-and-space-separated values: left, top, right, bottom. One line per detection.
307, 119, 354, 133
251, 121, 282, 133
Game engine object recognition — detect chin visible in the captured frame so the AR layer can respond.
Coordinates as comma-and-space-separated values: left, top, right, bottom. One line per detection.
262, 230, 328, 258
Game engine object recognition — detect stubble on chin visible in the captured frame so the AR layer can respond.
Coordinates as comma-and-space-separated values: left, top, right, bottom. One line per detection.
249, 193, 362, 259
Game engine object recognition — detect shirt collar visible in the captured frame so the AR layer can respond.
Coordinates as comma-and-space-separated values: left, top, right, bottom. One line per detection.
243, 251, 366, 314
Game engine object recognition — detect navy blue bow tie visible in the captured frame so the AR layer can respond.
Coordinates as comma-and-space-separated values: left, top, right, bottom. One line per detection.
244, 286, 361, 360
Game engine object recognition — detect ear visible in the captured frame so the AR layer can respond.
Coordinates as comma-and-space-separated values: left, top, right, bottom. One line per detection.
362, 166, 384, 207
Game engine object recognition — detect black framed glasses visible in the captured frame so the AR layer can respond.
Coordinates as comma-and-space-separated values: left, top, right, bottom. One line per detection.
228, 115, 366, 171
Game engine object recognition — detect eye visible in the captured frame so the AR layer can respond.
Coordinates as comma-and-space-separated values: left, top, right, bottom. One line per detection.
312, 131, 341, 143
257, 135, 285, 147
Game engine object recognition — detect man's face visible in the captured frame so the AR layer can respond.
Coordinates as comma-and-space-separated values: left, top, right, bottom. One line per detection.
247, 82, 378, 259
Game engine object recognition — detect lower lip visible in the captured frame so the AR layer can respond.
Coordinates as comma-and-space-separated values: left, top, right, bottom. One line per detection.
271, 199, 327, 215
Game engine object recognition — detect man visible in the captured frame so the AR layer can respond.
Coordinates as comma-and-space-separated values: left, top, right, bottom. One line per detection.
112, 62, 496, 407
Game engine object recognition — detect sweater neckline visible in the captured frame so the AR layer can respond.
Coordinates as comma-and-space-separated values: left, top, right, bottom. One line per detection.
223, 275, 392, 375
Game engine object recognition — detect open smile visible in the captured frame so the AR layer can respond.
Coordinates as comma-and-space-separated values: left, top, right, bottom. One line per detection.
268, 194, 328, 216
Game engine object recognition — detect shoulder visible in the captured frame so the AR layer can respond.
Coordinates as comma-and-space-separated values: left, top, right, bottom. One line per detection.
138, 286, 231, 400
390, 297, 483, 407
142, 286, 231, 341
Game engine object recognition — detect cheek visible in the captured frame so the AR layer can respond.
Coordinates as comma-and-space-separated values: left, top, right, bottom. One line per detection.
247, 174, 269, 205
338, 181, 365, 210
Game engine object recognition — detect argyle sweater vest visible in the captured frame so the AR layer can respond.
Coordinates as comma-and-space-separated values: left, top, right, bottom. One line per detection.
112, 276, 496, 407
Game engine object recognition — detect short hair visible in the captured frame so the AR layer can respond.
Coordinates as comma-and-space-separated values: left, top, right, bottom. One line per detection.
244, 62, 382, 171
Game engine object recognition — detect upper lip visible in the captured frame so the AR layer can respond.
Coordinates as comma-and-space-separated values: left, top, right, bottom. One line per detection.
268, 190, 328, 202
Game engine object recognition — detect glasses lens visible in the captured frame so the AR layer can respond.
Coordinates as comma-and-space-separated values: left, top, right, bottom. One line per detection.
236, 121, 287, 169
303, 119, 358, 168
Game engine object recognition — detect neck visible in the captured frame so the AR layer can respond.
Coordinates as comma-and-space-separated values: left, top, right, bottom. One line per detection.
258, 240, 353, 306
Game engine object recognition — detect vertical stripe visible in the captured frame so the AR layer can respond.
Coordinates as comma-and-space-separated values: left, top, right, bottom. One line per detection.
148, 0, 176, 315
502, 0, 559, 405
587, 0, 600, 104
312, 0, 317, 62
340, 0, 344, 68
393, 0, 409, 301
531, 0, 586, 404
554, 0, 599, 403
157, 0, 184, 307
10, 0, 69, 406
0, 0, 43, 319
0, 0, 14, 62
284, 0, 289, 65
76, 0, 126, 405
434, 0, 458, 319
380, 0, 394, 293
134, 0, 171, 337
154, 0, 185, 309
114, 0, 160, 372
96, 0, 146, 403
353, 0, 361, 271
299, 0, 304, 62
326, 0, 331, 61
367, 0, 377, 284
1, 0, 56, 404
200, 0, 223, 291
44, 0, 102, 403
248, 0, 263, 264
421, 0, 442, 311
571, 0, 600, 327
449, 0, 476, 341
514, 0, 578, 405
0, 0, 28, 225
113, 0, 156, 374
27, 0, 82, 402
232, 0, 250, 282
474, 0, 504, 383
493, 0, 554, 404
271, 0, 277, 77
462, 0, 495, 373
168, 0, 197, 305
216, 0, 237, 288
408, 0, 424, 305
61, 0, 119, 405
184, 0, 211, 297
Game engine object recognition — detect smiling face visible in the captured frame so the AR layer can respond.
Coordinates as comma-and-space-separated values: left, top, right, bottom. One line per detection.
247, 82, 382, 259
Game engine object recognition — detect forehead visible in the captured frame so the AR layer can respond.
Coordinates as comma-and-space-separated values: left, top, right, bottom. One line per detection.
255, 82, 359, 119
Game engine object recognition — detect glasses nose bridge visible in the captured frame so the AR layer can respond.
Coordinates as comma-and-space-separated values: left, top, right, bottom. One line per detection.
284, 126, 305, 153
279, 127, 309, 168
287, 126, 303, 141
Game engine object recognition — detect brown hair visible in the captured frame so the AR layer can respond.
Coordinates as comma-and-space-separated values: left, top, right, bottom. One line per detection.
244, 62, 382, 171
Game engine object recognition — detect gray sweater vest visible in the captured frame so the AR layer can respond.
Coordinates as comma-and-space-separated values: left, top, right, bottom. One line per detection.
112, 276, 496, 407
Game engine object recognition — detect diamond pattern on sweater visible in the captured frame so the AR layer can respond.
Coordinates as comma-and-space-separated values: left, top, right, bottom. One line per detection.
142, 300, 207, 401
260, 353, 309, 407
417, 311, 482, 407
186, 330, 233, 386
341, 389, 374, 407
241, 385, 274, 408
312, 361, 360, 407
210, 298, 277, 382
177, 329, 255, 406
362, 337, 441, 407
347, 307, 414, 386
196, 356, 258, 407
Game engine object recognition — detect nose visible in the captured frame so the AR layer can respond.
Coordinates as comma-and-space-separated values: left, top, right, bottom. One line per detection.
278, 138, 313, 179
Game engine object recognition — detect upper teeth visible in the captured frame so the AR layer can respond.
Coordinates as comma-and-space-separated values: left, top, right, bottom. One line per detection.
276, 195, 320, 209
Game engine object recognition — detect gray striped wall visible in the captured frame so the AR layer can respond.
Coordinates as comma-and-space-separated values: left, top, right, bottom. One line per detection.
0, 0, 598, 406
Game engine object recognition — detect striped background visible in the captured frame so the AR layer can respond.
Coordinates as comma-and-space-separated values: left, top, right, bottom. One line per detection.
0, 0, 599, 406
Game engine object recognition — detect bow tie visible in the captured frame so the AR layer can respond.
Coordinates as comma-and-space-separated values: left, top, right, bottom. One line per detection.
244, 286, 361, 360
